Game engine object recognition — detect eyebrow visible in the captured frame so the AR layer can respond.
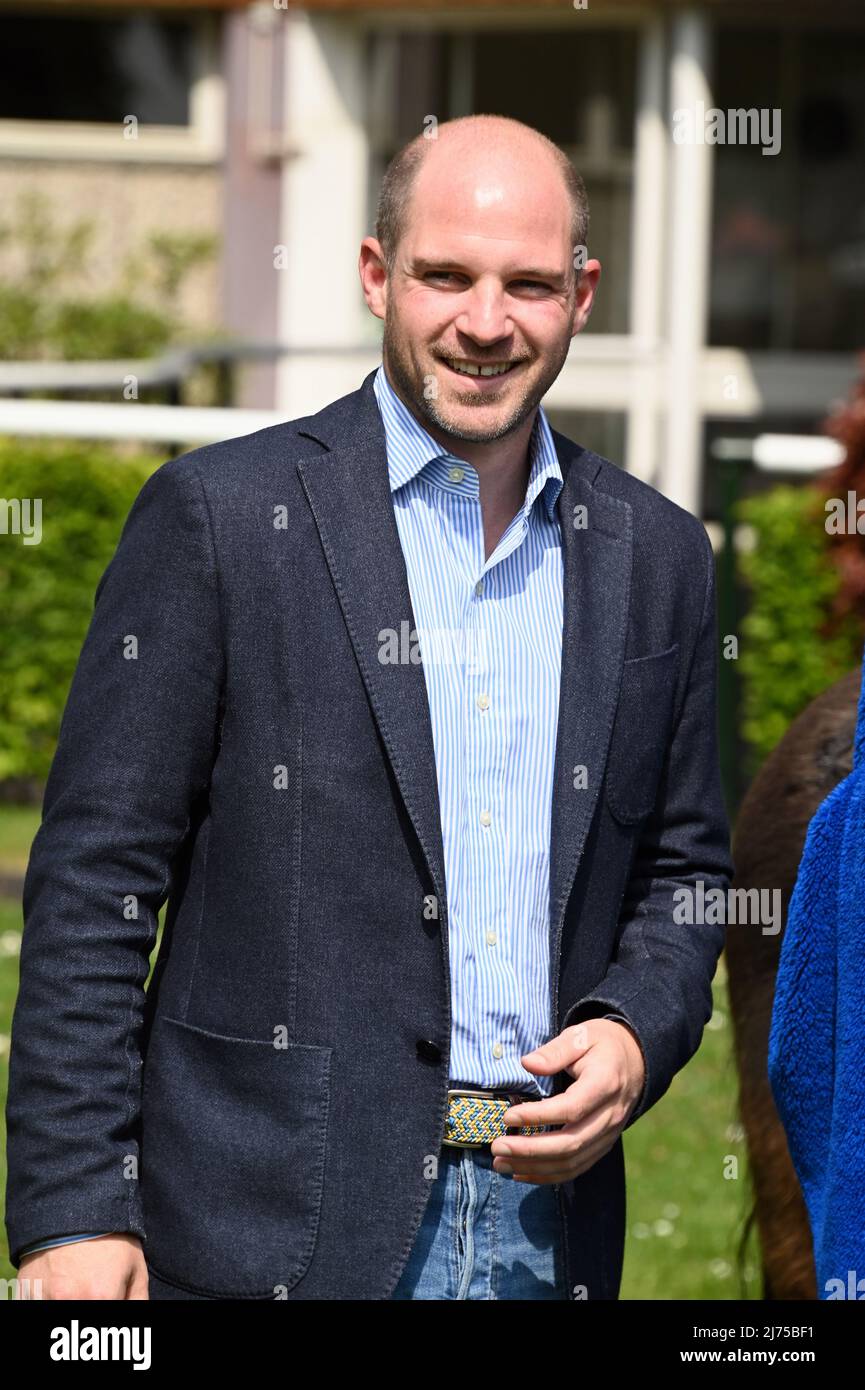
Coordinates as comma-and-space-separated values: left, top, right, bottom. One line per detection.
410, 257, 567, 286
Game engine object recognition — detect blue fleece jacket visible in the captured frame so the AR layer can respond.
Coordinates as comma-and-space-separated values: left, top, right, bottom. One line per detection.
768, 650, 865, 1300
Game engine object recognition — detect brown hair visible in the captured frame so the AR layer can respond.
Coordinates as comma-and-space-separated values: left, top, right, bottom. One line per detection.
374, 114, 590, 281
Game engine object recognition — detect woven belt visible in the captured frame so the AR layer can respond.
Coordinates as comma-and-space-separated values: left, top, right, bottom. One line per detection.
442, 1087, 549, 1149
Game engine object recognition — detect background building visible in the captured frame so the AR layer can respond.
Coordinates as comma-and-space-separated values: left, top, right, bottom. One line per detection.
1, 0, 863, 511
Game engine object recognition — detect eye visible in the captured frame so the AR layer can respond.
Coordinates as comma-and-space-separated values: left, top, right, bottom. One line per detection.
421, 271, 552, 292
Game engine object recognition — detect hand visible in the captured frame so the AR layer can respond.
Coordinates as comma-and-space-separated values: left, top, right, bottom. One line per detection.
16, 1234, 149, 1300
490, 1018, 647, 1184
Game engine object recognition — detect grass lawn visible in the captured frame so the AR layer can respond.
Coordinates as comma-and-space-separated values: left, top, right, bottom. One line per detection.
0, 809, 760, 1298
619, 955, 760, 1299
0, 805, 41, 880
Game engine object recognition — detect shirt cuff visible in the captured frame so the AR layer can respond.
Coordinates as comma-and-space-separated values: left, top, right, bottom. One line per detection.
19, 1232, 114, 1256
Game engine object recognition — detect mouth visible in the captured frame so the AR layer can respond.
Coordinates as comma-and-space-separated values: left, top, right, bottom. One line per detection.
439, 356, 523, 386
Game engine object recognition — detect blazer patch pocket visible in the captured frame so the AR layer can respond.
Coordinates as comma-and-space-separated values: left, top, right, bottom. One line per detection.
605, 643, 680, 825
140, 1015, 331, 1298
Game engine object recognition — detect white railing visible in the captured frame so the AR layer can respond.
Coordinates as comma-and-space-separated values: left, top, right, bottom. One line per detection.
0, 397, 288, 445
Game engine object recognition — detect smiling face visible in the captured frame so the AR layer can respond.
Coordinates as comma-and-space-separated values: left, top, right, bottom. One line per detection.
360, 123, 600, 448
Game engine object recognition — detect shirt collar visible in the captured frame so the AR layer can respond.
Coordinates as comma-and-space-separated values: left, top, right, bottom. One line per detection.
372, 362, 563, 523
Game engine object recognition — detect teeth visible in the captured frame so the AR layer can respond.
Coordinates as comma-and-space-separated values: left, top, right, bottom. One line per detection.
447, 359, 513, 377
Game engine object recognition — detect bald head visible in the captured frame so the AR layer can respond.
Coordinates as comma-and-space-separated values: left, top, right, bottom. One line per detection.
359, 112, 600, 457
375, 115, 589, 281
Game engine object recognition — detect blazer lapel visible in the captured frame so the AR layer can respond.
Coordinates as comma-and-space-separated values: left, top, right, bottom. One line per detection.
548, 439, 633, 953
295, 377, 449, 921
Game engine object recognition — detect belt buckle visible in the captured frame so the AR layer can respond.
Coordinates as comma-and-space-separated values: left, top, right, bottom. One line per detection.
442, 1086, 520, 1150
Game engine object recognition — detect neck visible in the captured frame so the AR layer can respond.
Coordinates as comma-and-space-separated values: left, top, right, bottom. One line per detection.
382, 362, 539, 560
425, 415, 536, 561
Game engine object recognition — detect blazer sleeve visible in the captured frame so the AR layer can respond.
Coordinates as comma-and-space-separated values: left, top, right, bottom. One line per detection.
4, 457, 224, 1268
561, 521, 733, 1128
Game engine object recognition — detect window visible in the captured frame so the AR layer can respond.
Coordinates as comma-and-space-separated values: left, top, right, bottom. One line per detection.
0, 11, 196, 124
709, 25, 865, 353
0, 8, 222, 160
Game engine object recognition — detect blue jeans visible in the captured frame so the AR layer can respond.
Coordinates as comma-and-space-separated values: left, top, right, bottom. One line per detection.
391, 1144, 568, 1300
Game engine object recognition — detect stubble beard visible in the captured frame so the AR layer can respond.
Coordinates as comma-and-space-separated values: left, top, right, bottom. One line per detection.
382, 312, 570, 447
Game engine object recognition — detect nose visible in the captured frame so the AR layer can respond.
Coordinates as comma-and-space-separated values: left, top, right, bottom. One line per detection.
454, 279, 512, 347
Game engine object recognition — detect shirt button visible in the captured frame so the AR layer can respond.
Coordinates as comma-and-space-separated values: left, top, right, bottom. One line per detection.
492, 1041, 504, 1059
479, 809, 492, 827
448, 466, 465, 483
486, 929, 497, 946
476, 693, 490, 711
474, 579, 484, 596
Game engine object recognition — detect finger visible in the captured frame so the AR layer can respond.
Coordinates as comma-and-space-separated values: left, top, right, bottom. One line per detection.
494, 1151, 584, 1178
498, 1143, 614, 1184
496, 1137, 614, 1178
502, 1081, 608, 1130
509, 1169, 578, 1185
493, 1099, 612, 1160
502, 1097, 570, 1128
501, 1135, 611, 1172
520, 1023, 593, 1076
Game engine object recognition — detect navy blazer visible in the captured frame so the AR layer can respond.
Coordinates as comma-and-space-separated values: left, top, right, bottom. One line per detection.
5, 367, 733, 1299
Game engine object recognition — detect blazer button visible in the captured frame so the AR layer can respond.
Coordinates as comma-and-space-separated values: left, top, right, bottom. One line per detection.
416, 1039, 442, 1064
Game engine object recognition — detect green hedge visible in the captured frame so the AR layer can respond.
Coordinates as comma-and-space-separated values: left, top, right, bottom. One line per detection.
0, 438, 164, 786
736, 482, 863, 770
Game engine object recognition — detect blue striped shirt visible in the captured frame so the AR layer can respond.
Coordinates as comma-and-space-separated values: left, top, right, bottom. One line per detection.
373, 362, 565, 1099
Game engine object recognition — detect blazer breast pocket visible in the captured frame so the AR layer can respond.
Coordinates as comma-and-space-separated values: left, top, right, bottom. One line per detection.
605, 643, 680, 825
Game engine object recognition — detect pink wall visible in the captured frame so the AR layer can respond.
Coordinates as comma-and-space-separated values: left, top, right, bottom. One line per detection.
221, 9, 284, 408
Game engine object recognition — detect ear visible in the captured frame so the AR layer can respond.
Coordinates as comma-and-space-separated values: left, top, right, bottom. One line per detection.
572, 259, 602, 336
359, 237, 388, 321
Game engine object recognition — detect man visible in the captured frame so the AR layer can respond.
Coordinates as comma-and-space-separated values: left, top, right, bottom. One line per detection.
5, 114, 732, 1300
